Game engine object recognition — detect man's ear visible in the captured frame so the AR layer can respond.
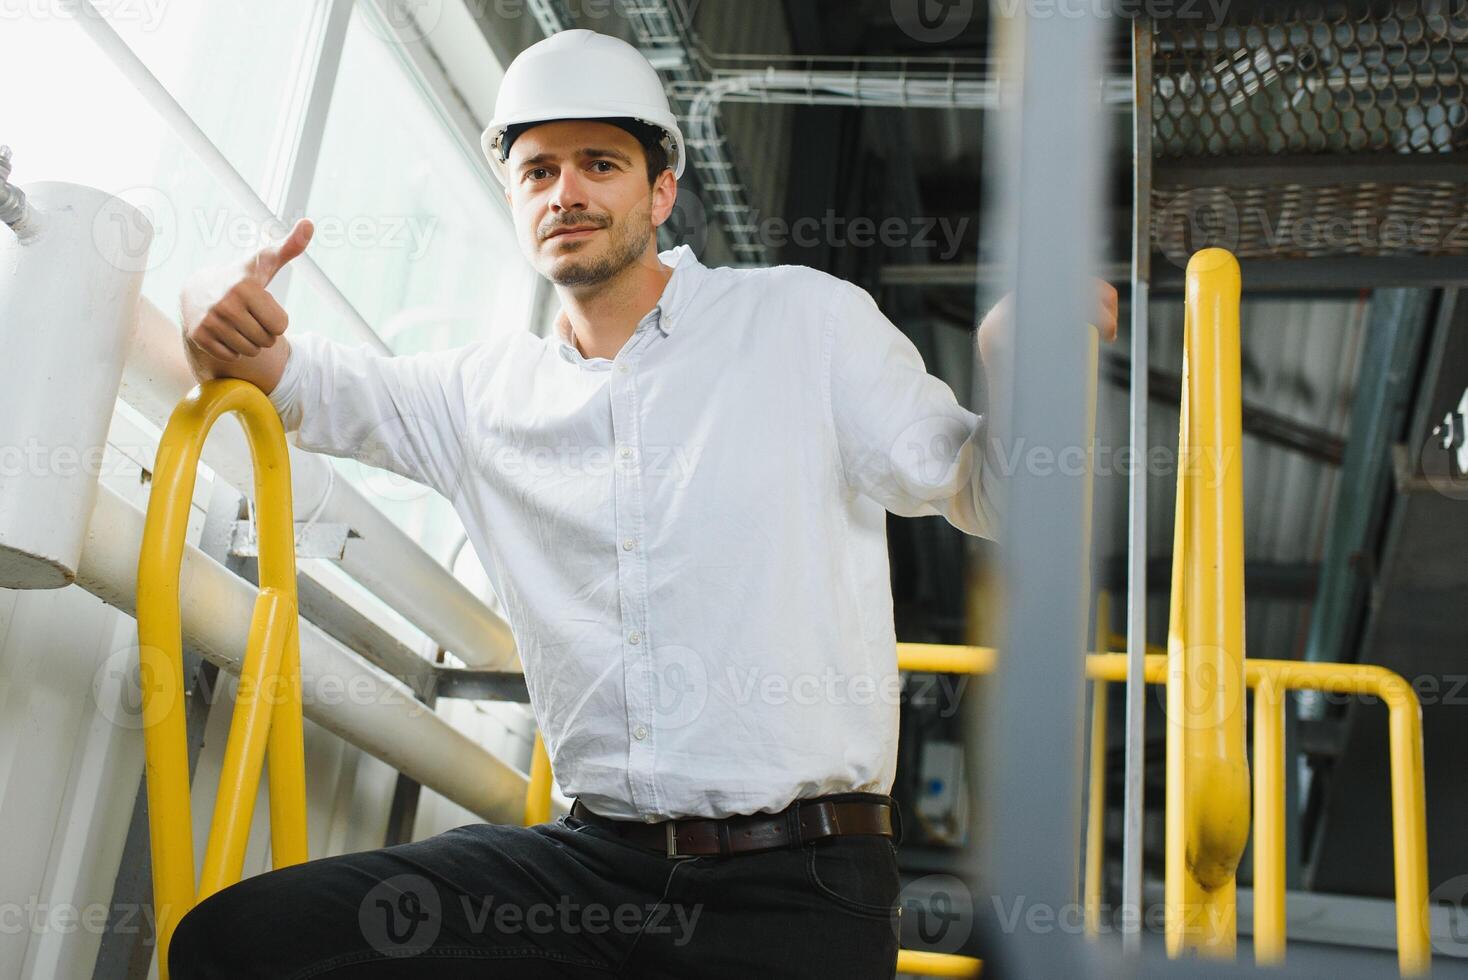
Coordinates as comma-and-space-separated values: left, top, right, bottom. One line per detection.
650, 171, 678, 228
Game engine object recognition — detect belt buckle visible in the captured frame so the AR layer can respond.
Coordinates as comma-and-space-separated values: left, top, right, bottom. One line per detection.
665, 821, 679, 858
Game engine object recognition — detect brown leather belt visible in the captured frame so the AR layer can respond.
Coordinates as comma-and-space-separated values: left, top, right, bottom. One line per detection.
569, 793, 899, 858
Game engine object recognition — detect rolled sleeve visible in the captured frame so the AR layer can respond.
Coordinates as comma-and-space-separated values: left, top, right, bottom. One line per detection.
826, 280, 1002, 540
266, 331, 477, 501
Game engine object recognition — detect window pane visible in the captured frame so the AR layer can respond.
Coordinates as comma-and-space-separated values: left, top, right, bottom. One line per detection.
284, 6, 536, 594
291, 7, 536, 352
0, 6, 321, 312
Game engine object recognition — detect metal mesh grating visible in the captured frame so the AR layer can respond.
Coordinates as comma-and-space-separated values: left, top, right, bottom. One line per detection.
1153, 1, 1468, 158
1152, 180, 1468, 260
1149, 2, 1468, 266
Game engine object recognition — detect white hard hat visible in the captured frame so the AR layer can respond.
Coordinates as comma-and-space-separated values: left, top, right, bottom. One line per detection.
481, 30, 686, 186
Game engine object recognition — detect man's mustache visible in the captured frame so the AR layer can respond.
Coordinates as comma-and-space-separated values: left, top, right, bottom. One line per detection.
540, 214, 612, 241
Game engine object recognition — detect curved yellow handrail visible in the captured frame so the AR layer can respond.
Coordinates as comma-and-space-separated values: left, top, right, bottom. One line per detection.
136, 380, 308, 978
896, 646, 1430, 977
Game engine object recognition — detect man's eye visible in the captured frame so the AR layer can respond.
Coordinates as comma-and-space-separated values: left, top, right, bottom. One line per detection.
590, 161, 615, 173
526, 168, 551, 181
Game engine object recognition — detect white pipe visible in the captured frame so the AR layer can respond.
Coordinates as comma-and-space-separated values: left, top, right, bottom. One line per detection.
0, 181, 149, 589
0, 146, 41, 241
75, 482, 532, 825
121, 295, 520, 670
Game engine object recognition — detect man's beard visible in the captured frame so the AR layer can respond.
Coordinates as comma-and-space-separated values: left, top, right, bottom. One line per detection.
545, 204, 654, 288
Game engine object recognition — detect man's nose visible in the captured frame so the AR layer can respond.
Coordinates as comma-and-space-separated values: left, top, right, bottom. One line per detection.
549, 169, 588, 213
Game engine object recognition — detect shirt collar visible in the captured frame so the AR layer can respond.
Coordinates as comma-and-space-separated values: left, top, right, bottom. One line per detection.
554, 245, 705, 362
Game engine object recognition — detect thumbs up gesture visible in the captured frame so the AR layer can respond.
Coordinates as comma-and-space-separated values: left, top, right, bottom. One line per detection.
181, 218, 313, 364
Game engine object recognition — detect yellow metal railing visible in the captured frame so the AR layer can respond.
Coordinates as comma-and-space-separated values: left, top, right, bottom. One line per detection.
137, 380, 309, 978
1085, 654, 1431, 975
1167, 247, 1251, 957
885, 642, 1431, 977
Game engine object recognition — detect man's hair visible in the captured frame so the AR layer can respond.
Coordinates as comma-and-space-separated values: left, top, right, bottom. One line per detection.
503, 117, 671, 186
616, 119, 671, 186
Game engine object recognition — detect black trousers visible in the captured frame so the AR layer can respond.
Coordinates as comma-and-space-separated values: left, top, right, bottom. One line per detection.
167, 793, 901, 979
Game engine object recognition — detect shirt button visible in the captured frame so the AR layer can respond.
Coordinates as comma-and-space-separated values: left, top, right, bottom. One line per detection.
634, 725, 648, 740
617, 363, 630, 374
628, 631, 642, 645
643, 814, 658, 823
620, 446, 634, 459
622, 538, 635, 551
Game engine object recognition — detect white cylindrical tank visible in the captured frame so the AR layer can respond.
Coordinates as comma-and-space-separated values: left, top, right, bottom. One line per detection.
0, 181, 153, 589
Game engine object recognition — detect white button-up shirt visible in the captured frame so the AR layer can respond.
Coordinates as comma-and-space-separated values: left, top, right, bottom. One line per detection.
269, 245, 1000, 820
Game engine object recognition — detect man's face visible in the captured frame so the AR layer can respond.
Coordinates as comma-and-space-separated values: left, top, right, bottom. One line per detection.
505, 120, 676, 288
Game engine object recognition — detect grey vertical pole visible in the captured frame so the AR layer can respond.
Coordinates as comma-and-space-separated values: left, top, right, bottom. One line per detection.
1122, 15, 1152, 957
977, 3, 1107, 977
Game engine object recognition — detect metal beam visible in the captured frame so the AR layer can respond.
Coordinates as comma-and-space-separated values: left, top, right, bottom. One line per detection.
977, 7, 1104, 976
1154, 151, 1468, 190
1300, 289, 1434, 717
1100, 353, 1348, 466
883, 256, 1468, 291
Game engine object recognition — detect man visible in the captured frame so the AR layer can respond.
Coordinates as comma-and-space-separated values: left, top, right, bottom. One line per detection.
169, 28, 1115, 980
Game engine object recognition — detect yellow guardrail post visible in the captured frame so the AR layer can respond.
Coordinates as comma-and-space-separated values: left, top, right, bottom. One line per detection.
1252, 674, 1287, 966
524, 732, 554, 826
136, 380, 308, 978
1084, 593, 1113, 938
1165, 248, 1250, 959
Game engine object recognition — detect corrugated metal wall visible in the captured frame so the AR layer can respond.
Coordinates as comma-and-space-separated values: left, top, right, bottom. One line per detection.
1094, 290, 1371, 660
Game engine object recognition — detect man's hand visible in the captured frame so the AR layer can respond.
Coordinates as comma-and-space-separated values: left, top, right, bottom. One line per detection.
977, 278, 1119, 366
1095, 279, 1119, 343
180, 218, 313, 381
